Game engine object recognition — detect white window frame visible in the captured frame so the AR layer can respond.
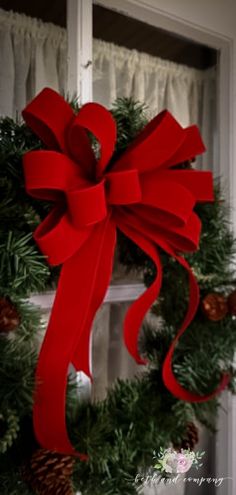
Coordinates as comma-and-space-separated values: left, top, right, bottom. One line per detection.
66, 2, 236, 494
30, 283, 145, 310
67, 0, 93, 103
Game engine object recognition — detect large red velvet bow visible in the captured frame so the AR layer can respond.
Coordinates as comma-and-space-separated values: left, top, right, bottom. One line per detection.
22, 88, 229, 456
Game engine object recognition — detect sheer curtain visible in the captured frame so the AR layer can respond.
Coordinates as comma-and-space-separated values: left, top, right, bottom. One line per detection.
93, 39, 216, 171
0, 8, 67, 118
0, 9, 216, 172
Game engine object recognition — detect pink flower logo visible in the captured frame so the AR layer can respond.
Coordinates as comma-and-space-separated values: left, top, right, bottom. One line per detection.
154, 447, 204, 475
175, 453, 194, 473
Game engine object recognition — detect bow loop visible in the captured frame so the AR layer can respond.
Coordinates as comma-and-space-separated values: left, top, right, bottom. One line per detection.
159, 169, 214, 203
23, 151, 85, 200
113, 110, 185, 173
34, 209, 92, 266
22, 88, 74, 152
164, 126, 206, 168
68, 102, 117, 180
140, 177, 196, 227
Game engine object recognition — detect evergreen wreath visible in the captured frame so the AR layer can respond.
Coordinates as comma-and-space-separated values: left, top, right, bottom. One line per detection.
0, 98, 236, 495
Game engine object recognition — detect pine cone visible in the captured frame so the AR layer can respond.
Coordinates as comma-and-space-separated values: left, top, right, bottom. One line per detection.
173, 422, 199, 451
0, 296, 21, 333
22, 448, 75, 495
202, 292, 228, 321
228, 290, 236, 315
181, 422, 199, 450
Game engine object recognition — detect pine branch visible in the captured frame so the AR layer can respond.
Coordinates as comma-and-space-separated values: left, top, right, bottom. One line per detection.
0, 232, 49, 295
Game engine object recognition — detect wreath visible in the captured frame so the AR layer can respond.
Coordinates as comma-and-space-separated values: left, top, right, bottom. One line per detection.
0, 93, 236, 495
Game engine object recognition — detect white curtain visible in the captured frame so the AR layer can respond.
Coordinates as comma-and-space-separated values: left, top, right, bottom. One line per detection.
93, 39, 217, 171
0, 10, 216, 172
0, 8, 67, 118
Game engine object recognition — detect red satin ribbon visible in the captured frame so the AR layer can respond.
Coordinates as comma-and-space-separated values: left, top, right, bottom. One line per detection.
22, 88, 229, 456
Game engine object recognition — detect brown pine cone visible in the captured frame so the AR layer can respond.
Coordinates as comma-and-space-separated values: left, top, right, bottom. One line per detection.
228, 290, 236, 315
0, 296, 21, 333
202, 292, 228, 321
181, 422, 199, 450
22, 448, 75, 495
173, 422, 199, 451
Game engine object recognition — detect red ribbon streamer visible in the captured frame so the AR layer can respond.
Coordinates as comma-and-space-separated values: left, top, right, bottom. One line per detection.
22, 88, 229, 456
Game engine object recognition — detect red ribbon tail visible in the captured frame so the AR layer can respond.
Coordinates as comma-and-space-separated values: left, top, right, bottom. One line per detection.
117, 213, 229, 401
162, 252, 229, 402
33, 215, 116, 456
72, 217, 117, 377
117, 222, 162, 364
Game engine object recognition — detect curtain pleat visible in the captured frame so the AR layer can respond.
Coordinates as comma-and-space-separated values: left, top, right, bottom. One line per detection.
0, 8, 67, 117
0, 10, 216, 173
93, 39, 216, 170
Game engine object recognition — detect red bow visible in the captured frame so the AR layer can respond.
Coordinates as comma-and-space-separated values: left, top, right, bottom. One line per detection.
22, 88, 229, 457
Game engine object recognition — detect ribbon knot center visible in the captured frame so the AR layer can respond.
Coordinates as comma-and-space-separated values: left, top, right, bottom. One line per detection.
67, 180, 107, 227
67, 169, 142, 228
106, 169, 142, 205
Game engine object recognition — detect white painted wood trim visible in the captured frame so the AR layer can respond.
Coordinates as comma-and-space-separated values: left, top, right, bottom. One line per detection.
94, 0, 230, 49
30, 282, 145, 310
216, 391, 234, 495
67, 0, 93, 103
